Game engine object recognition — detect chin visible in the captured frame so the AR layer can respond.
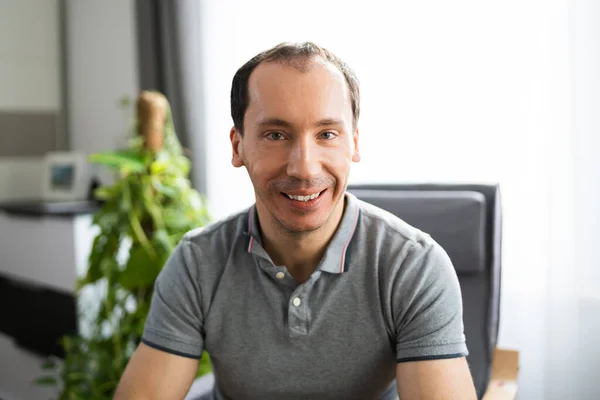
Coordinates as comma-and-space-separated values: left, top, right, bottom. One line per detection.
277, 215, 328, 233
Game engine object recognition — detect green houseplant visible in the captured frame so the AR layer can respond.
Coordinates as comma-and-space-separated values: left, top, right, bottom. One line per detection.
37, 91, 212, 399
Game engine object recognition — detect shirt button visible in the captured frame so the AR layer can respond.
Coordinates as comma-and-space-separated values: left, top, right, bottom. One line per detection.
292, 297, 302, 307
276, 272, 285, 280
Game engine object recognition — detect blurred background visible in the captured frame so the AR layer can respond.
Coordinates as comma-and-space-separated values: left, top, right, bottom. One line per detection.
0, 0, 598, 399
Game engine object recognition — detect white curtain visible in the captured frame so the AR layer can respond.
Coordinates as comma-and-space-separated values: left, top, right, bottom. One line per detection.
191, 0, 599, 398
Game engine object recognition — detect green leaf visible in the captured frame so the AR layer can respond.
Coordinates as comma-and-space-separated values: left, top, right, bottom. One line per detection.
119, 246, 160, 290
128, 209, 155, 258
34, 375, 58, 385
63, 371, 88, 384
133, 301, 151, 337
162, 207, 190, 232
93, 186, 113, 201
153, 229, 174, 254
100, 257, 120, 279
120, 183, 134, 214
151, 177, 178, 197
150, 160, 168, 174
88, 151, 146, 172
197, 351, 212, 377
80, 233, 120, 289
82, 235, 105, 287
95, 211, 119, 233
41, 358, 57, 370
142, 178, 165, 230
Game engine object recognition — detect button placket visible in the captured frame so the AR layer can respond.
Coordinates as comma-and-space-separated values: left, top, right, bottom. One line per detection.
288, 282, 313, 336
254, 258, 296, 288
274, 268, 296, 287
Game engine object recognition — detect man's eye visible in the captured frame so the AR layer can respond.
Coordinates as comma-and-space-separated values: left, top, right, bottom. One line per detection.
267, 132, 284, 140
320, 131, 336, 140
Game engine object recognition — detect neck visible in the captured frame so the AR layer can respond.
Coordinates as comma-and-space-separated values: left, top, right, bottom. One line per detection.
258, 197, 346, 283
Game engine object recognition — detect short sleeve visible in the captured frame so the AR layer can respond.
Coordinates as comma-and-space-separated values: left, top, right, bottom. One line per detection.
392, 240, 468, 363
141, 238, 204, 359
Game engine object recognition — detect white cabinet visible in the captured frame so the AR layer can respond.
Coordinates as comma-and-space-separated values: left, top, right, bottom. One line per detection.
0, 209, 97, 400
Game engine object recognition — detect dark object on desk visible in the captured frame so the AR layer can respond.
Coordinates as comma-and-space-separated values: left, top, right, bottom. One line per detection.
0, 199, 101, 218
347, 183, 502, 399
0, 274, 78, 358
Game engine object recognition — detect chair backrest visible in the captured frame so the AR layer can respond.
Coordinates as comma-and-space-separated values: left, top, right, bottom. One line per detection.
347, 183, 502, 398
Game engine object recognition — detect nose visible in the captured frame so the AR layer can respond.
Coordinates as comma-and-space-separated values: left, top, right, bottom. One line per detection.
286, 136, 321, 181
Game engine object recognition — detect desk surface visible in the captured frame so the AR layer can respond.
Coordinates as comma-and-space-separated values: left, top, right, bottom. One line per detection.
0, 199, 101, 217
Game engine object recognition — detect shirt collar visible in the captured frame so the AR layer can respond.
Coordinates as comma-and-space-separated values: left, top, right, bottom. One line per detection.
245, 192, 360, 274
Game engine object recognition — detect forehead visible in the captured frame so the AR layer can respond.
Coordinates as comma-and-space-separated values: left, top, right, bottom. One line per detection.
245, 59, 352, 126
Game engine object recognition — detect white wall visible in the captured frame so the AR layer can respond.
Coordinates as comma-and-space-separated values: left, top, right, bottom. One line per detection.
572, 0, 600, 300
67, 0, 139, 159
568, 1, 600, 396
197, 0, 597, 398
0, 0, 60, 111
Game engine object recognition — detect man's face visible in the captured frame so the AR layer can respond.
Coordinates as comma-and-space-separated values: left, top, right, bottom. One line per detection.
230, 58, 360, 234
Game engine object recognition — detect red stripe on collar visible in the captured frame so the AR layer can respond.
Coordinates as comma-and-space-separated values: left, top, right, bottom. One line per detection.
247, 206, 255, 252
339, 204, 360, 273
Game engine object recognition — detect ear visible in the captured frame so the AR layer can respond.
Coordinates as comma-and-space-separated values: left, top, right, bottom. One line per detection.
351, 128, 361, 163
230, 127, 244, 168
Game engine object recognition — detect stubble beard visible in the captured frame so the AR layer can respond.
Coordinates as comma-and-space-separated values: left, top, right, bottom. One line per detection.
258, 174, 339, 237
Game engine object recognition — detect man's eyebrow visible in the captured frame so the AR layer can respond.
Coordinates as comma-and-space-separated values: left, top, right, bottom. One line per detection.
256, 117, 345, 128
313, 118, 344, 127
256, 118, 293, 128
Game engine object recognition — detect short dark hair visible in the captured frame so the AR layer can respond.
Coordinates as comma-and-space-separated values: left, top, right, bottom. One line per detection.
230, 41, 360, 134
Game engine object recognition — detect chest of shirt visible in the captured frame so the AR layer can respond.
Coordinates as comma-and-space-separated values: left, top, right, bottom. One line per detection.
201, 256, 397, 399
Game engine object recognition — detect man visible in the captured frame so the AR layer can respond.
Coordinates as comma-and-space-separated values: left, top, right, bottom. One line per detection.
115, 42, 477, 400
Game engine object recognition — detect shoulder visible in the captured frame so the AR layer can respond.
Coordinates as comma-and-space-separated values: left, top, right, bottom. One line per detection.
157, 207, 252, 309
182, 207, 249, 248
354, 197, 452, 277
174, 207, 251, 273
356, 197, 434, 251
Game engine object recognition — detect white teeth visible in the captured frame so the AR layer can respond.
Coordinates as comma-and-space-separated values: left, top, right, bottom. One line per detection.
287, 191, 322, 201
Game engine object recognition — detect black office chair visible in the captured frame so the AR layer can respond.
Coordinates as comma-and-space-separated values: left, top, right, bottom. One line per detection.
347, 183, 502, 399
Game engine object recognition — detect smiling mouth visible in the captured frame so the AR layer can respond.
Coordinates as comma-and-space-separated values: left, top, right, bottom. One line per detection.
282, 190, 325, 202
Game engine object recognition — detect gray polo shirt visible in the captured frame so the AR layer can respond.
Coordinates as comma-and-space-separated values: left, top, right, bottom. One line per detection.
142, 192, 468, 400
